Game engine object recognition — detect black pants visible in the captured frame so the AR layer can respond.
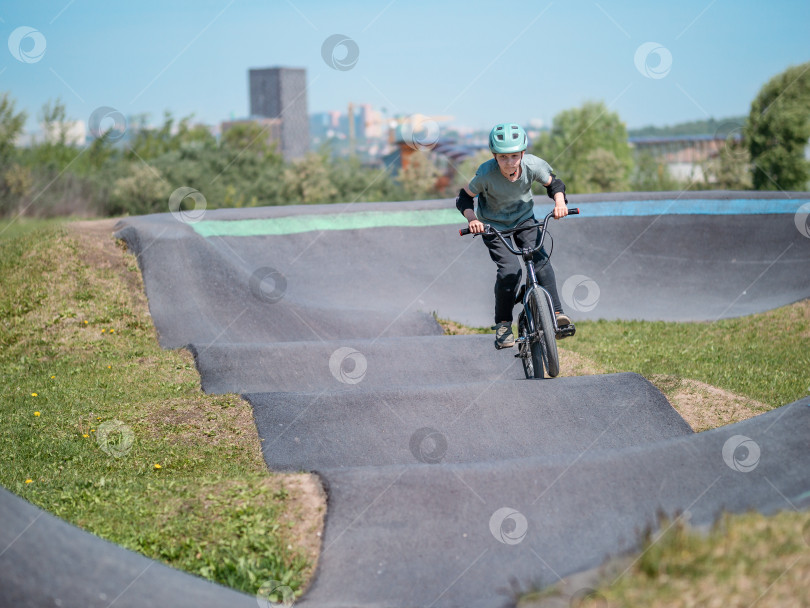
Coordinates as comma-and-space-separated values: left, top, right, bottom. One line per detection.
482, 218, 563, 324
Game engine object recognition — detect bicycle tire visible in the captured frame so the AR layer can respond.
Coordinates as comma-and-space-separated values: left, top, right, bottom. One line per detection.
529, 289, 559, 378
517, 313, 536, 379
523, 298, 544, 379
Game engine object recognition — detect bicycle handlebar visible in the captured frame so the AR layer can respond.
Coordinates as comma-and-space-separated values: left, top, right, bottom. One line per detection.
458, 207, 580, 237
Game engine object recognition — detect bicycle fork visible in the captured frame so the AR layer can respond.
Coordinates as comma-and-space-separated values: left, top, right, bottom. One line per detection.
515, 256, 575, 344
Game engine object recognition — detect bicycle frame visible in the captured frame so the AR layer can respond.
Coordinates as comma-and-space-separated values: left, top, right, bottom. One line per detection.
460, 207, 579, 377
480, 210, 563, 339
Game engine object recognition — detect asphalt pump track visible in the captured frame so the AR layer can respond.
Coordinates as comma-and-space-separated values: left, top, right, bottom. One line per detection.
2, 191, 810, 607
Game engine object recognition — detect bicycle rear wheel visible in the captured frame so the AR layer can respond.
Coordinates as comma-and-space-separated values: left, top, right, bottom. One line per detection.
528, 289, 559, 378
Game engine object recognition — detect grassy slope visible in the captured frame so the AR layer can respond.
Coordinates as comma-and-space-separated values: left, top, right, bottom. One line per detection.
0, 224, 323, 602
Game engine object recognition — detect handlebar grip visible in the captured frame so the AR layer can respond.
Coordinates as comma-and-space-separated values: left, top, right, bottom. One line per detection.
459, 227, 471, 236
568, 208, 580, 215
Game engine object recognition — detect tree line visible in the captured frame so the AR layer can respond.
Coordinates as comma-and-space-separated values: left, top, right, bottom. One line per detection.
1, 61, 807, 218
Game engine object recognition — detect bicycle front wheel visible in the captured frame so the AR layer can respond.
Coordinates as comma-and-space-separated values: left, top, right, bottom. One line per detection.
518, 312, 537, 379
528, 289, 559, 378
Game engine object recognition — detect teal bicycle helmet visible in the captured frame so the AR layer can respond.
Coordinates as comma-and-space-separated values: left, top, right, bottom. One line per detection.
488, 123, 528, 154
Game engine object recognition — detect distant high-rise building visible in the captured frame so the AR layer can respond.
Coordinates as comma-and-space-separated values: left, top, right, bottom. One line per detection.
249, 67, 309, 161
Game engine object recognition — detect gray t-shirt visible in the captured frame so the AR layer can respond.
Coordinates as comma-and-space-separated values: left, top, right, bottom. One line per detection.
468, 154, 554, 231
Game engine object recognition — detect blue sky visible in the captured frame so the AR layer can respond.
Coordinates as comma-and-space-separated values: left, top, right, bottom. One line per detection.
2, 0, 808, 134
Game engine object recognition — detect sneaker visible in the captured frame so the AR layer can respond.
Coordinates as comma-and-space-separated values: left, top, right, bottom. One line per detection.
555, 312, 571, 327
492, 321, 515, 349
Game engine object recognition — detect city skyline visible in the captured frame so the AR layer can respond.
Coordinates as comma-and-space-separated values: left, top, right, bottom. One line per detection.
2, 0, 808, 138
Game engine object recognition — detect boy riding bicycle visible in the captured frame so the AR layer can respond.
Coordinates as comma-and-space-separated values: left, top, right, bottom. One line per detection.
456, 123, 571, 350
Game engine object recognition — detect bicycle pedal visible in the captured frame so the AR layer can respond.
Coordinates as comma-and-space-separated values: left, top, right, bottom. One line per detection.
555, 324, 576, 339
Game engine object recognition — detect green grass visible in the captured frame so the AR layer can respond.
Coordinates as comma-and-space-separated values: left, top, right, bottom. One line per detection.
561, 310, 809, 408
0, 216, 69, 241
520, 511, 810, 608
439, 302, 810, 409
0, 226, 318, 602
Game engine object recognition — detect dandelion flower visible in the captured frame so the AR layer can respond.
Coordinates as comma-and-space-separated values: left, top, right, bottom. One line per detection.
154, 464, 162, 469
110, 329, 115, 334
107, 365, 111, 369
50, 375, 55, 379
96, 417, 102, 421
83, 320, 88, 324
101, 329, 106, 334
83, 434, 89, 438
34, 411, 41, 417
25, 479, 33, 484
31, 393, 38, 397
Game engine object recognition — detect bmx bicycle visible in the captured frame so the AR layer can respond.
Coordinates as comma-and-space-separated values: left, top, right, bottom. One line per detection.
460, 208, 580, 379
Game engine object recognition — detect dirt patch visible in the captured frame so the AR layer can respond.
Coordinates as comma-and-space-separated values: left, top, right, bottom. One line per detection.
437, 317, 483, 335
558, 347, 607, 377
68, 219, 148, 313
279, 473, 327, 586
145, 388, 262, 450
649, 375, 769, 432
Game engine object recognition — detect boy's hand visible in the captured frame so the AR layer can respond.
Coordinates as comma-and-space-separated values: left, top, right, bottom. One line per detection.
552, 202, 568, 220
469, 219, 485, 233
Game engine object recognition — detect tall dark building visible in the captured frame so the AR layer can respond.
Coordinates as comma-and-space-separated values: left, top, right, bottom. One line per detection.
249, 67, 309, 160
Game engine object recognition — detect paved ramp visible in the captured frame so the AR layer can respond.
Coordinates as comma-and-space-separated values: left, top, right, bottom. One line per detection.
249, 373, 692, 471
2, 192, 809, 607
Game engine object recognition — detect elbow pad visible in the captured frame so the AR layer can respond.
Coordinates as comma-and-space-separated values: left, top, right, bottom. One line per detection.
456, 188, 474, 215
545, 174, 566, 199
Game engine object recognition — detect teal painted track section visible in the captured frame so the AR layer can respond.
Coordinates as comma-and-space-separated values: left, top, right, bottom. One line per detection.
192, 197, 810, 237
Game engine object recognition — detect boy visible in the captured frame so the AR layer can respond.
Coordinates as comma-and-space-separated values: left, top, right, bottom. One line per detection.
456, 123, 570, 349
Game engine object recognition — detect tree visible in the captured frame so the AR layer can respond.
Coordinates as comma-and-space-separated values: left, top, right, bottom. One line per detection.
220, 121, 278, 159
630, 151, 682, 191
0, 92, 27, 162
451, 149, 492, 192
700, 139, 752, 190
328, 154, 399, 203
282, 151, 338, 204
579, 149, 629, 193
109, 163, 169, 216
398, 152, 441, 200
532, 101, 633, 193
29, 99, 86, 170
747, 61, 810, 191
